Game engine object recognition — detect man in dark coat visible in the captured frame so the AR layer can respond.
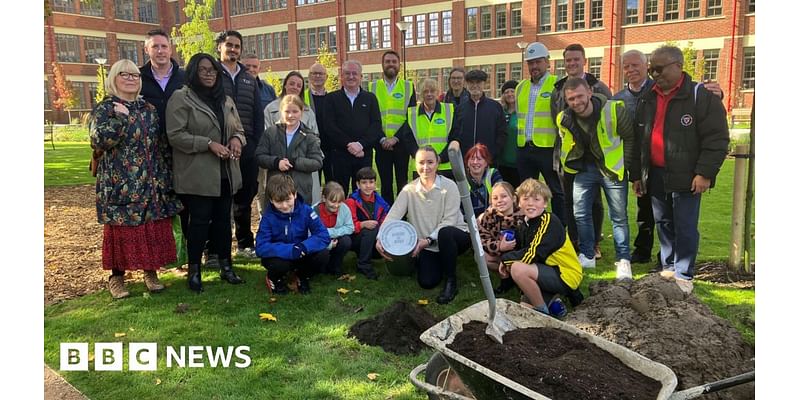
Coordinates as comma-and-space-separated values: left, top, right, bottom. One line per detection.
139, 29, 186, 138
447, 69, 507, 165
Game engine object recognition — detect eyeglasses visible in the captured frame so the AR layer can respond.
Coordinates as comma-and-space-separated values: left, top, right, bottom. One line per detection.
648, 61, 679, 76
198, 67, 217, 77
118, 72, 141, 80
310, 72, 326, 76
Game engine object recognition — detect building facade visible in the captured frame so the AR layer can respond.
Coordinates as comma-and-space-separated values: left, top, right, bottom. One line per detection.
44, 0, 755, 123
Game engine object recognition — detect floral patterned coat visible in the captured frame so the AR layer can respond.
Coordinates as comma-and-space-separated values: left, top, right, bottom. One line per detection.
90, 95, 182, 226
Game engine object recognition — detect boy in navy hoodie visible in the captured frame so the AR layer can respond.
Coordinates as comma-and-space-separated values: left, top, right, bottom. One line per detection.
256, 174, 330, 294
345, 167, 390, 280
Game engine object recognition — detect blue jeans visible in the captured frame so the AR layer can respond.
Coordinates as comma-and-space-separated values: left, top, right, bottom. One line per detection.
573, 163, 630, 260
648, 168, 701, 280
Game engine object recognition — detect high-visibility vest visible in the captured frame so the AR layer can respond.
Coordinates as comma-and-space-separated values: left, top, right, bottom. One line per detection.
515, 74, 558, 148
483, 168, 496, 195
408, 102, 454, 170
370, 79, 413, 138
556, 100, 625, 181
303, 88, 315, 113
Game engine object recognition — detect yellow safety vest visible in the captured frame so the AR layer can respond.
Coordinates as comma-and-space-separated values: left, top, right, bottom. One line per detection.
556, 100, 625, 181
303, 88, 315, 113
370, 79, 413, 138
482, 168, 496, 195
515, 75, 558, 148
407, 103, 454, 170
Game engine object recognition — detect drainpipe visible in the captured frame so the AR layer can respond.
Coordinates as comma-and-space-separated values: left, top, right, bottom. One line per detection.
608, 0, 615, 89
726, 0, 738, 113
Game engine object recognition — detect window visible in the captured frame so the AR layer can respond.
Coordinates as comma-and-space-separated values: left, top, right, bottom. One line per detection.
702, 49, 719, 81
229, 0, 287, 15
359, 21, 368, 50
748, 0, 754, 13
554, 60, 566, 78
573, 0, 585, 29
443, 11, 453, 42
707, 0, 722, 16
417, 14, 427, 45
382, 19, 391, 48
480, 6, 491, 38
173, 1, 181, 24
645, 0, 658, 22
741, 47, 755, 89
52, 0, 75, 13
55, 34, 80, 63
117, 40, 140, 65
138, 0, 158, 23
495, 64, 507, 97
348, 23, 357, 51
510, 63, 522, 82
45, 81, 50, 110
588, 57, 602, 77
80, 0, 103, 16
556, 0, 568, 31
685, 0, 700, 18
74, 82, 89, 110
625, 0, 638, 25
84, 37, 107, 64
88, 82, 99, 108
510, 2, 522, 35
115, 0, 134, 20
496, 5, 507, 37
298, 29, 308, 56
539, 0, 551, 33
248, 31, 289, 59
466, 8, 478, 39
429, 13, 440, 44
664, 0, 679, 21
480, 65, 493, 96
590, 0, 603, 27
371, 20, 380, 49
403, 15, 414, 46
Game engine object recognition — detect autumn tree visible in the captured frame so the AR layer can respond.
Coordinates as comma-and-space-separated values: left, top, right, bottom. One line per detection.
316, 42, 340, 92
95, 64, 108, 104
171, 0, 217, 62
51, 61, 79, 121
664, 40, 705, 81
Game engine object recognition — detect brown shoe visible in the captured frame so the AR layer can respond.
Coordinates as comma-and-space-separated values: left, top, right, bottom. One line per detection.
108, 275, 130, 299
143, 270, 165, 293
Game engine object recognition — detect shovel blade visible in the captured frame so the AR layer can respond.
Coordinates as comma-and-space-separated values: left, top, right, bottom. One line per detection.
485, 310, 516, 344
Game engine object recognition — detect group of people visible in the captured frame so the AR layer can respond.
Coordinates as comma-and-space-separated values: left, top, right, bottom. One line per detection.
90, 26, 729, 309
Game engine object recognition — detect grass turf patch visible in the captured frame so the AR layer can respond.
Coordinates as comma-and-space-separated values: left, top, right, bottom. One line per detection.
45, 142, 95, 187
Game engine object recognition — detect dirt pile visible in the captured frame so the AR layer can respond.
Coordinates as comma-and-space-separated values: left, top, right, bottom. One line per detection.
566, 274, 755, 400
348, 301, 441, 355
450, 321, 662, 399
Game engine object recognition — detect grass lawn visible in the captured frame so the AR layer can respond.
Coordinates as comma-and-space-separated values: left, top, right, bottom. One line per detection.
44, 144, 755, 399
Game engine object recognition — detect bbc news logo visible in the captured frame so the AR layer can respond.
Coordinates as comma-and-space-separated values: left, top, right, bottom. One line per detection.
60, 343, 251, 371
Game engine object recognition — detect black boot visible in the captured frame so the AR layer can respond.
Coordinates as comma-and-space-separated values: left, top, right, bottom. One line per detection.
188, 263, 203, 292
298, 277, 311, 294
219, 258, 244, 284
493, 278, 516, 295
268, 273, 288, 295
436, 278, 458, 304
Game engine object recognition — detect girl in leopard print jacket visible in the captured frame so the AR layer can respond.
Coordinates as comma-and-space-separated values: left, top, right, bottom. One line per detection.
478, 181, 525, 271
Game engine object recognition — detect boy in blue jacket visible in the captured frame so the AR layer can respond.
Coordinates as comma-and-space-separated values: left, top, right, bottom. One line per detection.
256, 174, 331, 294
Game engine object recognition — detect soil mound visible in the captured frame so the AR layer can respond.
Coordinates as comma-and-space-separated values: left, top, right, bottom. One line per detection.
566, 274, 755, 400
450, 321, 662, 399
348, 301, 440, 355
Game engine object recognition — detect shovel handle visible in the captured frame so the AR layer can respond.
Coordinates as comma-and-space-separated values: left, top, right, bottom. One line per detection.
669, 370, 754, 400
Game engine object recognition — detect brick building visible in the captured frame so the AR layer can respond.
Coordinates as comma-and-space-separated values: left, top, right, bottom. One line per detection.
44, 0, 755, 123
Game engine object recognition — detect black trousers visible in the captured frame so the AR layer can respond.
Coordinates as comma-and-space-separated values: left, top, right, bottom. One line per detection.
498, 164, 521, 188
416, 227, 471, 289
261, 250, 330, 280
351, 227, 380, 271
633, 192, 656, 256
233, 156, 259, 249
375, 146, 409, 204
563, 173, 604, 248
516, 144, 566, 223
325, 235, 352, 275
329, 149, 373, 194
181, 180, 233, 265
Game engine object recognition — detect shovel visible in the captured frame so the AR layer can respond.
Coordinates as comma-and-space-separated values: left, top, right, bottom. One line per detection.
447, 141, 515, 343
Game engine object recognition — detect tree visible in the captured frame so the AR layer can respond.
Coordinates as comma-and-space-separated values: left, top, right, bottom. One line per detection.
51, 61, 79, 122
316, 42, 340, 92
95, 64, 107, 104
171, 0, 217, 62
665, 40, 705, 81
262, 66, 283, 96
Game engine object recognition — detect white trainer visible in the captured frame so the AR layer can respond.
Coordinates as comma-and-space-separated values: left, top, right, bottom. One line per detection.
578, 253, 596, 269
615, 259, 633, 281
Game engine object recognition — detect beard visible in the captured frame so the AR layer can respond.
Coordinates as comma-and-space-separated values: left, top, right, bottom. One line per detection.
384, 67, 397, 79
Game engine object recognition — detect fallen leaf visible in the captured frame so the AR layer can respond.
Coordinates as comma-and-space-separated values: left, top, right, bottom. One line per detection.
418, 299, 429, 305
259, 313, 277, 321
88, 353, 94, 362
268, 297, 277, 304
353, 290, 361, 294
337, 274, 351, 281
367, 373, 380, 381
114, 332, 127, 338
155, 378, 161, 385
142, 292, 151, 299
337, 288, 350, 295
354, 306, 364, 313
129, 327, 135, 331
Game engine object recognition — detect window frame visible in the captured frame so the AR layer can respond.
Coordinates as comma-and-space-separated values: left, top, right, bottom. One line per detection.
539, 0, 552, 33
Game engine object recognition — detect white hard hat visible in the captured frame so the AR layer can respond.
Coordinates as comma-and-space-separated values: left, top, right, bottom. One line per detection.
524, 42, 550, 61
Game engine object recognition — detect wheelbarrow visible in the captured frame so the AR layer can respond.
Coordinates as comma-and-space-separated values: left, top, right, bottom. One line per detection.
409, 299, 754, 400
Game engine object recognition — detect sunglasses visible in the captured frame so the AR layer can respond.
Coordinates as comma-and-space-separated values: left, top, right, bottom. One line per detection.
648, 61, 679, 76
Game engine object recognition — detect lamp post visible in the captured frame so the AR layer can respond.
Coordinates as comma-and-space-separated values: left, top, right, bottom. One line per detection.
95, 57, 107, 92
395, 21, 412, 79
515, 41, 528, 74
